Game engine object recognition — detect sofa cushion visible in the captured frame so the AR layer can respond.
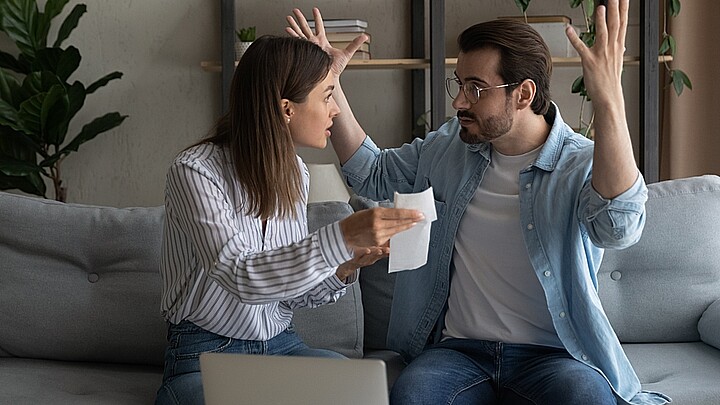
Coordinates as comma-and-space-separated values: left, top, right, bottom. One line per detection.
699, 299, 720, 350
598, 175, 720, 343
624, 342, 720, 404
292, 201, 364, 358
0, 358, 161, 405
0, 192, 167, 366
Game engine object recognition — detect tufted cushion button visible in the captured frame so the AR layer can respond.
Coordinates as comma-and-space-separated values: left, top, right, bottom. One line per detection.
610, 271, 622, 281
88, 273, 99, 283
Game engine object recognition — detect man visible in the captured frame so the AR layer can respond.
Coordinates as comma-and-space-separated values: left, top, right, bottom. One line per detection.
287, 1, 669, 404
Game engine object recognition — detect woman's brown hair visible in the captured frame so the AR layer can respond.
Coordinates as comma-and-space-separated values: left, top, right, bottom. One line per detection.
458, 19, 552, 116
196, 36, 332, 220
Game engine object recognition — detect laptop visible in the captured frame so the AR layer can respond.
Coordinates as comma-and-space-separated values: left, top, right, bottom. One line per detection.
200, 353, 389, 405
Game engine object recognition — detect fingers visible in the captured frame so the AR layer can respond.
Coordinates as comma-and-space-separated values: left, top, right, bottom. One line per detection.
565, 25, 586, 57
346, 33, 370, 53
312, 7, 325, 36
286, 8, 314, 39
339, 207, 425, 249
285, 15, 304, 38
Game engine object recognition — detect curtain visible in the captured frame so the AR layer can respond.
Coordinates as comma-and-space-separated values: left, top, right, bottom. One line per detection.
660, 0, 720, 179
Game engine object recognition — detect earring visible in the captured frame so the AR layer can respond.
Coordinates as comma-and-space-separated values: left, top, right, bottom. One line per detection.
286, 118, 290, 123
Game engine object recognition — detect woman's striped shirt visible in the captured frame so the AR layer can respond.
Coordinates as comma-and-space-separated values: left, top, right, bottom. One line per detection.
159, 143, 354, 340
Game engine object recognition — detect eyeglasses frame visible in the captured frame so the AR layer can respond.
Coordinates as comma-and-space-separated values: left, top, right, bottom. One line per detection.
445, 77, 521, 104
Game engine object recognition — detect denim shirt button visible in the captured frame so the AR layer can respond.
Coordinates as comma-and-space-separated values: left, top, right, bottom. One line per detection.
559, 311, 566, 318
525, 183, 531, 190
527, 223, 534, 230
582, 354, 589, 361
543, 271, 551, 277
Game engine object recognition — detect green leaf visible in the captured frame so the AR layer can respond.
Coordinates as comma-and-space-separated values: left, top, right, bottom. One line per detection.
0, 155, 41, 176
86, 71, 123, 94
0, 68, 22, 107
65, 81, 86, 123
580, 31, 595, 48
0, 50, 30, 74
59, 112, 127, 155
17, 92, 44, 135
53, 3, 86, 48
40, 84, 69, 146
668, 35, 677, 57
659, 35, 670, 54
670, 69, 692, 96
0, 171, 46, 196
0, 98, 23, 131
0, 0, 43, 60
668, 0, 681, 17
571, 75, 585, 94
33, 46, 81, 82
514, 0, 531, 13
569, 0, 584, 8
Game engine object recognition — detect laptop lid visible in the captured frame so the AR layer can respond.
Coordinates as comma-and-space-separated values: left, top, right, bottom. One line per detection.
200, 353, 389, 405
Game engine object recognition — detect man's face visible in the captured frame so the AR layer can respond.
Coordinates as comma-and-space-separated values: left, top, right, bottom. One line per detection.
451, 47, 516, 145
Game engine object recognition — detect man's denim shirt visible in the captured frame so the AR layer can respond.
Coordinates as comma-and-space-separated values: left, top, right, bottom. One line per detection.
342, 105, 669, 405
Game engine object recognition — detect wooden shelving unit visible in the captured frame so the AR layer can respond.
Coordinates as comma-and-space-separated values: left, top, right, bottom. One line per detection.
201, 55, 672, 72
218, 0, 663, 182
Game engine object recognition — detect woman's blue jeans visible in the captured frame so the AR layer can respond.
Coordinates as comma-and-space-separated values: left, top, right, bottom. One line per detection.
390, 338, 616, 405
154, 321, 345, 405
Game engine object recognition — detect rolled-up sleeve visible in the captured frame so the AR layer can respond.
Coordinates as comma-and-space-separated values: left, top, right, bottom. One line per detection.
580, 173, 648, 249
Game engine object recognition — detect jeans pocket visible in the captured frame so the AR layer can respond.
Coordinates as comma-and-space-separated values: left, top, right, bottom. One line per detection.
174, 330, 234, 361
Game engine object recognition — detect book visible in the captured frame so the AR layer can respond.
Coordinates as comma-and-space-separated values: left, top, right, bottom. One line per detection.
330, 41, 370, 52
322, 26, 367, 33
326, 32, 371, 43
351, 50, 371, 60
308, 19, 368, 29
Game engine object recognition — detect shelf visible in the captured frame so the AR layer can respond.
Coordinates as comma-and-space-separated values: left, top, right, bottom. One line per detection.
201, 55, 672, 72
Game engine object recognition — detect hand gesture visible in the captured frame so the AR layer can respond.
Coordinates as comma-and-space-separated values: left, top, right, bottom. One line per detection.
565, 0, 628, 106
335, 246, 389, 281
286, 7, 368, 77
339, 207, 424, 249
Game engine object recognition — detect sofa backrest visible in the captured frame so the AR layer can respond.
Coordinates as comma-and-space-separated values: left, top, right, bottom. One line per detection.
0, 192, 364, 364
0, 192, 168, 366
599, 175, 720, 343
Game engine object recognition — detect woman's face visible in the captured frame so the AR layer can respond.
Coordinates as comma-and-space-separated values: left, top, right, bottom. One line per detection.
287, 71, 340, 149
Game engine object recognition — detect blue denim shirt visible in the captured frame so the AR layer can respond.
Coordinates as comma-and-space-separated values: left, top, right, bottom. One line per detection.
342, 105, 669, 405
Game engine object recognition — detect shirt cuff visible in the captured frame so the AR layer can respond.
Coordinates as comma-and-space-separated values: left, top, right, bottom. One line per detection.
328, 269, 359, 289
316, 221, 354, 268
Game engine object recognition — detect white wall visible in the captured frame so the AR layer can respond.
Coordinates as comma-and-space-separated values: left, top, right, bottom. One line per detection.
7, 0, 643, 207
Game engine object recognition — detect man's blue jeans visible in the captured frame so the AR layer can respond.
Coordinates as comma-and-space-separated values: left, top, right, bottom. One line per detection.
390, 338, 616, 405
154, 321, 345, 405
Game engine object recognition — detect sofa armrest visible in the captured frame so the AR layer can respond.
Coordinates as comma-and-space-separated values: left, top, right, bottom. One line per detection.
699, 298, 720, 350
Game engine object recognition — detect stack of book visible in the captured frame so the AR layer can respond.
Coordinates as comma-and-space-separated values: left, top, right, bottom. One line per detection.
308, 19, 371, 59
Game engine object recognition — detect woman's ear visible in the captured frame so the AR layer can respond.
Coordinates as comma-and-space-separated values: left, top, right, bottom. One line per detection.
517, 79, 536, 110
280, 99, 294, 123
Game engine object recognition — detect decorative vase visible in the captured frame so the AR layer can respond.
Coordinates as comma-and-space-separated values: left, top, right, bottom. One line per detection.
234, 41, 253, 61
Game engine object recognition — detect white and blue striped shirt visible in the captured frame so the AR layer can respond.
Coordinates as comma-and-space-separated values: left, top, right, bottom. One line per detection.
160, 143, 354, 340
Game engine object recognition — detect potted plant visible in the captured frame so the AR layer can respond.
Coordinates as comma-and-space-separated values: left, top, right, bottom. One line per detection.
235, 26, 256, 60
0, 0, 127, 202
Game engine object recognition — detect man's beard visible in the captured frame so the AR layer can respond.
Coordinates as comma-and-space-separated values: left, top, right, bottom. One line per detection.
458, 97, 514, 144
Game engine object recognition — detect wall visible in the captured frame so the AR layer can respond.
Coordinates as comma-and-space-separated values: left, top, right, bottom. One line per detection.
3, 0, 645, 207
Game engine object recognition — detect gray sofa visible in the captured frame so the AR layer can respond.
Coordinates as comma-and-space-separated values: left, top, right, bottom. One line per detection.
1, 174, 719, 404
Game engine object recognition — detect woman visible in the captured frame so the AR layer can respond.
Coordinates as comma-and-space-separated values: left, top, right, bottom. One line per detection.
155, 36, 422, 404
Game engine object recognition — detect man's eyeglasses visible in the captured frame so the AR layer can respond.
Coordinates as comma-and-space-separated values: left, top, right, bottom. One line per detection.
445, 78, 520, 104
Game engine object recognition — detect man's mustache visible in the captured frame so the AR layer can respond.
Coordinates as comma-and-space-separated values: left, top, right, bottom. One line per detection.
457, 111, 475, 120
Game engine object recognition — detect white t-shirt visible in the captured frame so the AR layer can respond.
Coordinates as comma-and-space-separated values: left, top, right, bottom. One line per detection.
443, 145, 562, 348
